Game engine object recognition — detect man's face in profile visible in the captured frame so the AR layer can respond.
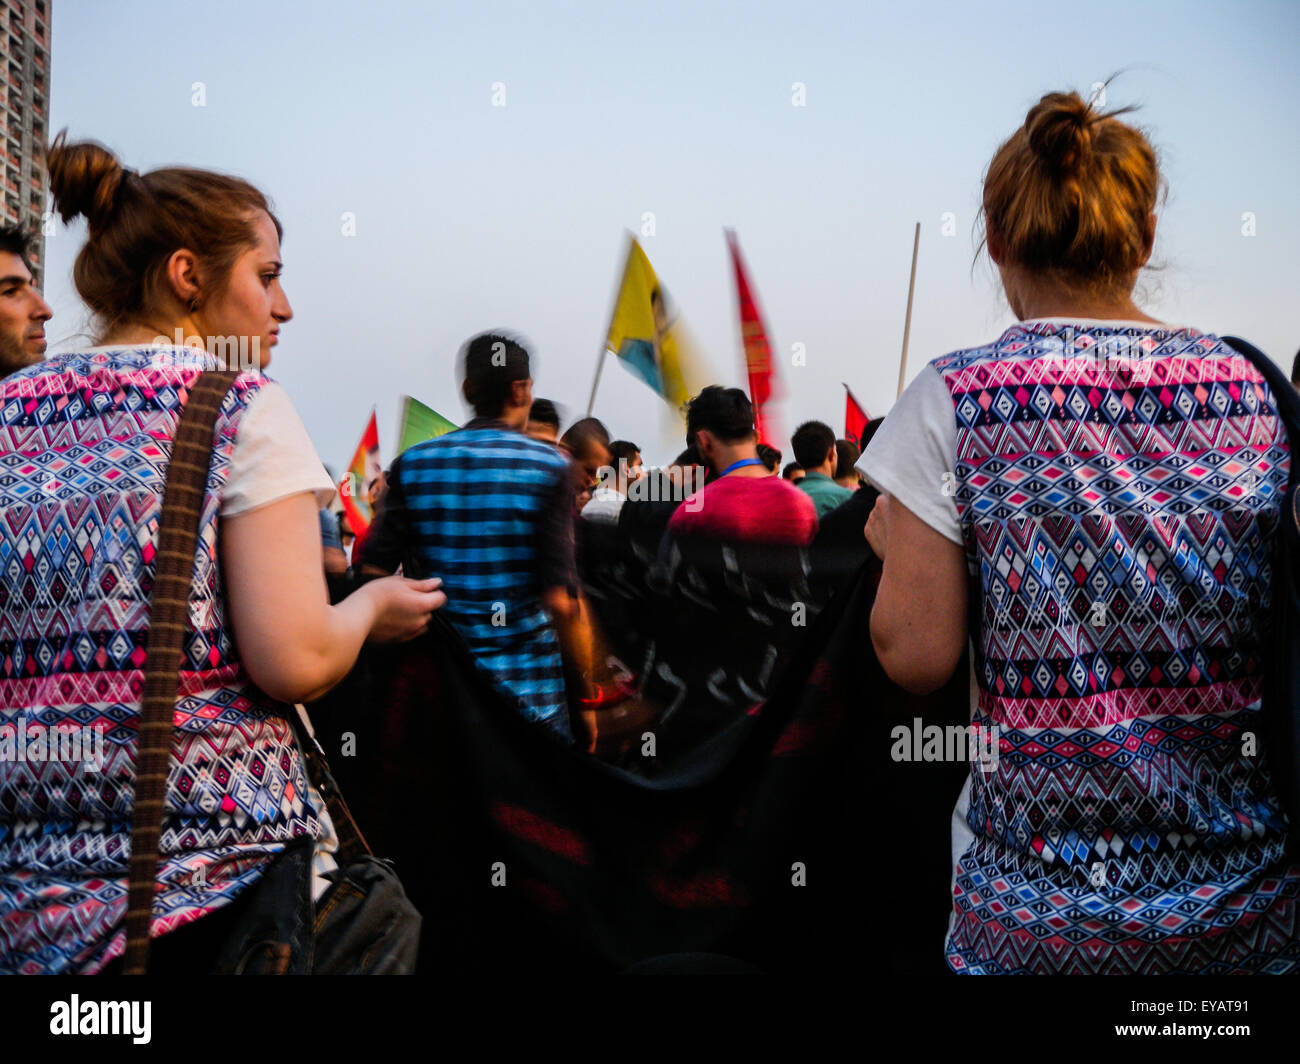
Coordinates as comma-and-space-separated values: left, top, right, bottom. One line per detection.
0, 252, 52, 376
578, 441, 611, 491
620, 451, 644, 482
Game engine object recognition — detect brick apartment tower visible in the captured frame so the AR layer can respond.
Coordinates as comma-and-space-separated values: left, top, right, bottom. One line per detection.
1, 0, 49, 286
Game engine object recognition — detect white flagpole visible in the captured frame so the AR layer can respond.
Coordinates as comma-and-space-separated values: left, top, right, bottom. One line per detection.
896, 221, 920, 400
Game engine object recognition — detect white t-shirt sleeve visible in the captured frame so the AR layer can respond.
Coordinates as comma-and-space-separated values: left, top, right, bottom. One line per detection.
220, 382, 336, 517
855, 364, 962, 545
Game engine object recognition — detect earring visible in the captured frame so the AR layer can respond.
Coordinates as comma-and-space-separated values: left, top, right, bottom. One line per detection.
188, 297, 199, 313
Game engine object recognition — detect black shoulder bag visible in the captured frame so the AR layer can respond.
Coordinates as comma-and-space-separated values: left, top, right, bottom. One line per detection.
1222, 336, 1300, 845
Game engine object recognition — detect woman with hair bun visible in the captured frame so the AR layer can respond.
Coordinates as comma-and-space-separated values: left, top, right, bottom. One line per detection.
859, 90, 1299, 973
0, 135, 446, 974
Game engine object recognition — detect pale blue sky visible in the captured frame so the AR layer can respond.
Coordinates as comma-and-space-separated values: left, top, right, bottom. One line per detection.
46, 0, 1300, 466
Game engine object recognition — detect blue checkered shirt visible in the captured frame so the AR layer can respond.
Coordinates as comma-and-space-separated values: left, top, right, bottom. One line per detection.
363, 419, 576, 738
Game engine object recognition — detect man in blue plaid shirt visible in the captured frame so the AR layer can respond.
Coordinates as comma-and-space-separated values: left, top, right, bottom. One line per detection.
362, 332, 579, 739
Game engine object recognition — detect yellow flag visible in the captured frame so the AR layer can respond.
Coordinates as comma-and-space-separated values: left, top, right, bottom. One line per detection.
604, 236, 705, 417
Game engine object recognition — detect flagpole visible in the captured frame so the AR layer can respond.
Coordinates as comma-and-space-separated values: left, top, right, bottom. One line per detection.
896, 221, 920, 400
589, 230, 637, 418
585, 346, 608, 417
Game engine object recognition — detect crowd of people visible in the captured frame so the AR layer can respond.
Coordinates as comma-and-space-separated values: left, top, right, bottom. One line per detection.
343, 354, 882, 745
1, 85, 1299, 976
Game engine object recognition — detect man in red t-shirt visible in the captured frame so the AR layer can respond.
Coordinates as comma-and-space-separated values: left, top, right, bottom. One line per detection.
667, 386, 817, 546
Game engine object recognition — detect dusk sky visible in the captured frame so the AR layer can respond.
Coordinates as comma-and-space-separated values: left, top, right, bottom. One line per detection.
46, 0, 1300, 467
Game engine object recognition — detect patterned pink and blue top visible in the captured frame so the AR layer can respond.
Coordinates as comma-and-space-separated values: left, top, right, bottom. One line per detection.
0, 346, 324, 974
862, 320, 1300, 974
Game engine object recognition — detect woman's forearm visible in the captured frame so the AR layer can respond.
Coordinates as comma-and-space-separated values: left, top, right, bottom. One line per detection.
287, 587, 380, 703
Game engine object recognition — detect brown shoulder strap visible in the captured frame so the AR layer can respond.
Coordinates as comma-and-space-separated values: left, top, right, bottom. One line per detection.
122, 370, 238, 975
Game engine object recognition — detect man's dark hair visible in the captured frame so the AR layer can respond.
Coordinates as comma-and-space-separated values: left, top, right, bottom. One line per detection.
460, 331, 531, 418
1292, 350, 1300, 388
859, 416, 885, 450
560, 416, 610, 457
756, 443, 781, 473
528, 397, 560, 428
685, 385, 754, 445
609, 439, 640, 468
0, 225, 34, 273
791, 420, 837, 469
782, 461, 803, 481
671, 443, 703, 468
834, 438, 861, 481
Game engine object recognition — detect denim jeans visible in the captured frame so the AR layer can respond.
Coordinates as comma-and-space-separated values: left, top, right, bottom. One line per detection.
211, 838, 422, 975
211, 836, 316, 974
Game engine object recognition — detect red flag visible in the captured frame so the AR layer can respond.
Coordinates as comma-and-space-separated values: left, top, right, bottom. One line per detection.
339, 410, 381, 535
844, 383, 869, 446
726, 230, 781, 447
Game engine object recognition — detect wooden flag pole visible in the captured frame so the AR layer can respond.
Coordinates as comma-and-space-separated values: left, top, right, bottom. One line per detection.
896, 221, 920, 400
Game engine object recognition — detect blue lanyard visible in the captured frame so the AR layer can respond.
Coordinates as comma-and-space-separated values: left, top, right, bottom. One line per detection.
719, 457, 766, 477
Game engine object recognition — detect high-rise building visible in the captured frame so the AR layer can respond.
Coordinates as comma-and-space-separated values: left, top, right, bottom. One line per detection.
1, 0, 49, 286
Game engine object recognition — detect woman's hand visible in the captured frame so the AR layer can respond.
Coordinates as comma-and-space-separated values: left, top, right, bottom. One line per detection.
864, 493, 891, 559
360, 576, 446, 643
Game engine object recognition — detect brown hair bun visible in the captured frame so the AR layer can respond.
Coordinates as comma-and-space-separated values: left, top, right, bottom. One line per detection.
48, 131, 130, 233
1026, 91, 1093, 175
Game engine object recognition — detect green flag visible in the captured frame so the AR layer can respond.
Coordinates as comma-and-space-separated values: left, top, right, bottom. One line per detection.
396, 395, 458, 455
